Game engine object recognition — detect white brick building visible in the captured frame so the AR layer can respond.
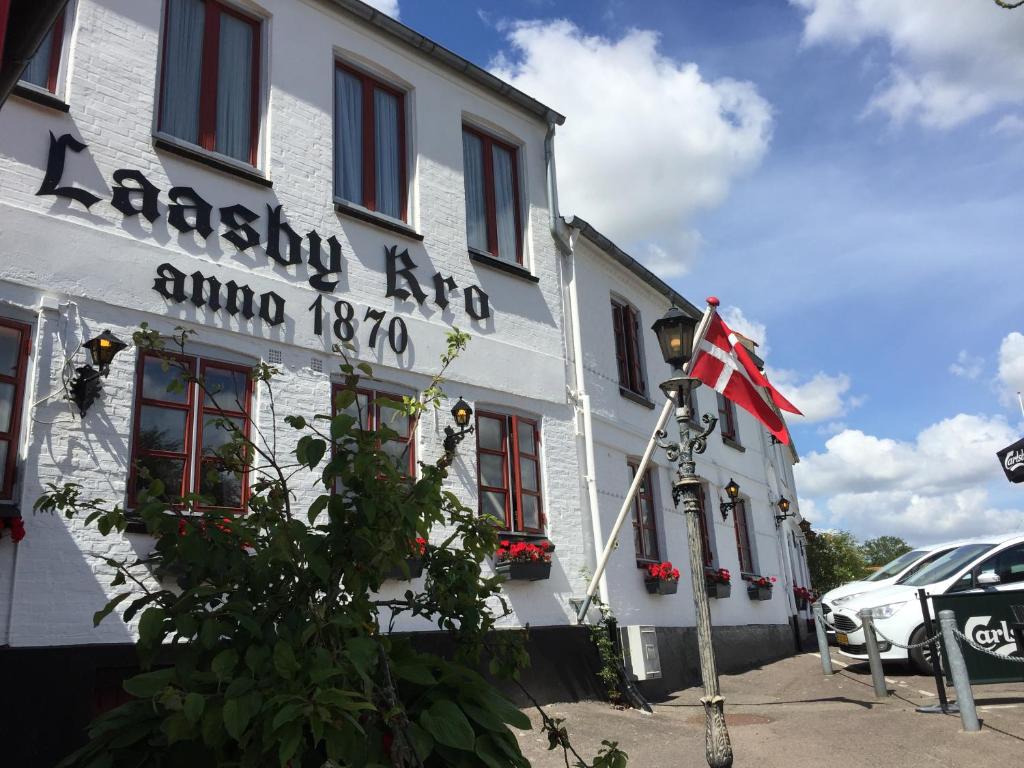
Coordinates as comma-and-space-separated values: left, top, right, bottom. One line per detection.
0, 0, 811, 759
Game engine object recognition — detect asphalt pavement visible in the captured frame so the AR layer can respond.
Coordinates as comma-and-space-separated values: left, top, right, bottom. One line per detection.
515, 648, 1024, 767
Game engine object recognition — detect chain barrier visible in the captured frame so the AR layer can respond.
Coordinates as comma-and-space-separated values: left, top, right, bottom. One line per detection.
951, 626, 1024, 664
815, 612, 863, 634
871, 624, 942, 651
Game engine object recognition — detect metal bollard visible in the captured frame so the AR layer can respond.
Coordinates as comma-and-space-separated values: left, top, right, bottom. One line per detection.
812, 603, 833, 676
858, 609, 889, 699
938, 610, 980, 732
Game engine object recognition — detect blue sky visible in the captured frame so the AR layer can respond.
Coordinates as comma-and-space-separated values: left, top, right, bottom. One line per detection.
384, 0, 1024, 544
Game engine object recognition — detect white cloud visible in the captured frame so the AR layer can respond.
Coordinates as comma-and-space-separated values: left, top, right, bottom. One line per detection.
768, 368, 857, 424
950, 349, 984, 380
491, 20, 772, 275
994, 114, 1024, 137
720, 306, 768, 354
998, 332, 1024, 400
363, 0, 399, 18
791, 0, 1024, 129
795, 413, 1024, 542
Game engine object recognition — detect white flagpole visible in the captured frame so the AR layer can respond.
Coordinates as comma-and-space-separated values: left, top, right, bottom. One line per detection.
575, 299, 720, 624
1017, 392, 1024, 420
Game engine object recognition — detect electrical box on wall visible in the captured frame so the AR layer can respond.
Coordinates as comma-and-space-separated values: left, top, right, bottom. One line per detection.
619, 625, 661, 681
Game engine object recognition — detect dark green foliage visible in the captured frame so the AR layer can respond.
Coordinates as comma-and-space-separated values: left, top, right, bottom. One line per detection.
807, 530, 868, 593
860, 535, 913, 567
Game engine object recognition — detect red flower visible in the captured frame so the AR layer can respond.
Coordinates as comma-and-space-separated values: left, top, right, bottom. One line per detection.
770, 576, 777, 583
9, 517, 25, 543
647, 561, 680, 582
413, 537, 428, 556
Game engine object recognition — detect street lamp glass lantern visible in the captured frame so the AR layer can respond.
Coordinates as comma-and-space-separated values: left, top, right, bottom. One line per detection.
451, 397, 473, 428
724, 478, 740, 501
651, 306, 698, 370
777, 496, 791, 514
83, 330, 128, 375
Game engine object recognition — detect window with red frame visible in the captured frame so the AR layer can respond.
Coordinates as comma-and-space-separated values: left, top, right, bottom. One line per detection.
19, 5, 66, 93
334, 63, 407, 221
332, 385, 415, 477
732, 498, 754, 574
695, 485, 714, 567
129, 352, 252, 512
612, 299, 646, 397
476, 411, 543, 533
158, 0, 261, 165
717, 392, 739, 443
628, 461, 659, 562
0, 317, 30, 503
462, 125, 522, 264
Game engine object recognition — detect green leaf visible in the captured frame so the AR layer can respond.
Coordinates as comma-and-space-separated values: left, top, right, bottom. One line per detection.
223, 697, 252, 741
461, 701, 506, 732
273, 641, 299, 678
407, 722, 434, 762
184, 692, 205, 724
164, 711, 192, 745
307, 495, 329, 525
475, 734, 516, 768
278, 722, 303, 765
122, 668, 175, 698
420, 701, 476, 751
285, 415, 306, 429
138, 607, 166, 647
331, 413, 356, 440
345, 636, 377, 680
356, 362, 373, 376
93, 592, 131, 627
392, 660, 437, 686
272, 703, 302, 732
212, 649, 239, 680
477, 694, 531, 731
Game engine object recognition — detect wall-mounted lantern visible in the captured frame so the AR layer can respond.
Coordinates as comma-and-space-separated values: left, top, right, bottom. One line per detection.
443, 396, 475, 452
719, 477, 741, 520
774, 496, 795, 527
69, 330, 128, 417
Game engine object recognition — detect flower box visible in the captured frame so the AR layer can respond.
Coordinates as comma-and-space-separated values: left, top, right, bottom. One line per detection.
747, 585, 773, 601
496, 561, 551, 581
706, 581, 731, 599
645, 577, 678, 595
385, 557, 424, 581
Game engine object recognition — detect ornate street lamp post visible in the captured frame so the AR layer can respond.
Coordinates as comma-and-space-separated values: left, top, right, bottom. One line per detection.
651, 307, 733, 768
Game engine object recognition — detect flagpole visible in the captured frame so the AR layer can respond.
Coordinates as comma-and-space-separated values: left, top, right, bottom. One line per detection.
575, 299, 719, 625
1017, 392, 1024, 420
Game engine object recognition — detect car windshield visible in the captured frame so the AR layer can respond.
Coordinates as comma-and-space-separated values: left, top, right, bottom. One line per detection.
864, 549, 930, 582
899, 543, 996, 587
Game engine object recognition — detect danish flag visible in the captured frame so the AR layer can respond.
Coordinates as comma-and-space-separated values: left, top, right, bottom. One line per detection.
689, 305, 801, 445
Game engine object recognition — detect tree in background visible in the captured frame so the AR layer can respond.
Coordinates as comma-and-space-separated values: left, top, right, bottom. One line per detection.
807, 531, 868, 593
860, 536, 913, 568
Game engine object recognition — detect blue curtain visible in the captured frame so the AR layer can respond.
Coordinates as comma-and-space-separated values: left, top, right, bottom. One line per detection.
215, 12, 254, 162
374, 89, 401, 218
462, 131, 487, 252
335, 70, 364, 204
160, 0, 205, 145
21, 26, 56, 89
492, 144, 518, 261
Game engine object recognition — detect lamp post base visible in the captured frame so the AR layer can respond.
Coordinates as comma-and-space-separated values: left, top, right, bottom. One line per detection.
700, 695, 734, 768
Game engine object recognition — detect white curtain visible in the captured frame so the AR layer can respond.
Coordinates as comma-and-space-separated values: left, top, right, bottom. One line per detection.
374, 89, 401, 218
160, 0, 205, 145
335, 70, 363, 203
492, 144, 518, 261
21, 26, 56, 89
462, 131, 487, 252
215, 12, 254, 162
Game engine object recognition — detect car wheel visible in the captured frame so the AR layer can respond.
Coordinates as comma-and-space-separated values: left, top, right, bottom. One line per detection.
909, 624, 939, 675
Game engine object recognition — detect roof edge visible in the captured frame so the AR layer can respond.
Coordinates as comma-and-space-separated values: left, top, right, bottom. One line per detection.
323, 0, 566, 126
564, 215, 701, 319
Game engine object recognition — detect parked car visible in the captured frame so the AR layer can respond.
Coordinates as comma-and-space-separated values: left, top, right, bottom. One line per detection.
831, 533, 1024, 673
819, 541, 965, 638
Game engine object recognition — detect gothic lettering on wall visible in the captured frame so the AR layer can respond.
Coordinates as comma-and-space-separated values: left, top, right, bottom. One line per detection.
153, 263, 285, 326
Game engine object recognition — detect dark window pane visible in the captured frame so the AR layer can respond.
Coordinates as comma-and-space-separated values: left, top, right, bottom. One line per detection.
335, 69, 364, 203
202, 415, 244, 456
462, 131, 487, 252
480, 454, 506, 488
199, 461, 243, 508
21, 25, 56, 88
519, 458, 537, 492
374, 88, 402, 218
215, 11, 254, 162
477, 416, 503, 451
643, 527, 657, 559
381, 438, 411, 475
492, 144, 517, 261
142, 358, 188, 403
203, 367, 248, 410
160, 0, 205, 145
135, 455, 186, 500
517, 420, 535, 455
480, 490, 506, 522
0, 440, 7, 490
0, 382, 13, 432
0, 325, 21, 377
138, 405, 187, 453
521, 495, 540, 530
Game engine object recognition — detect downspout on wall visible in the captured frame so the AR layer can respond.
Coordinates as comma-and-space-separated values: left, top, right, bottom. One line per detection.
545, 121, 609, 619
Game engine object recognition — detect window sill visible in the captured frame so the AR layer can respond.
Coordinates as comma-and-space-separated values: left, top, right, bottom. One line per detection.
619, 387, 655, 410
636, 559, 660, 569
469, 250, 539, 283
153, 136, 272, 188
722, 435, 745, 453
12, 83, 69, 112
334, 200, 424, 241
0, 505, 22, 519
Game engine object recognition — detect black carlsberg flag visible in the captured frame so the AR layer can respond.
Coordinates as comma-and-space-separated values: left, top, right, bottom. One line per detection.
997, 436, 1024, 484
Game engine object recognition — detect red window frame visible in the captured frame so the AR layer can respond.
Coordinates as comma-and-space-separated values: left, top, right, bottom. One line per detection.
612, 300, 646, 397
475, 411, 543, 534
733, 498, 754, 574
717, 392, 738, 442
128, 351, 252, 513
331, 384, 416, 477
335, 62, 408, 221
157, 0, 262, 166
0, 0, 10, 70
628, 461, 659, 563
463, 125, 523, 264
0, 317, 31, 502
19, 6, 65, 93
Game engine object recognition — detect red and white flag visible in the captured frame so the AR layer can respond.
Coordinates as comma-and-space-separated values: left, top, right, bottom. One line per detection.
689, 309, 801, 445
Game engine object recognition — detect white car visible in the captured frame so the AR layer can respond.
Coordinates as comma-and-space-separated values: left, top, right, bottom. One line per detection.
831, 533, 1024, 674
820, 542, 964, 636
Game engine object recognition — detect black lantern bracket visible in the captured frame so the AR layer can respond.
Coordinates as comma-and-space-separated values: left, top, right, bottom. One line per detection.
718, 477, 741, 521
443, 396, 475, 452
774, 496, 795, 527
68, 330, 128, 418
